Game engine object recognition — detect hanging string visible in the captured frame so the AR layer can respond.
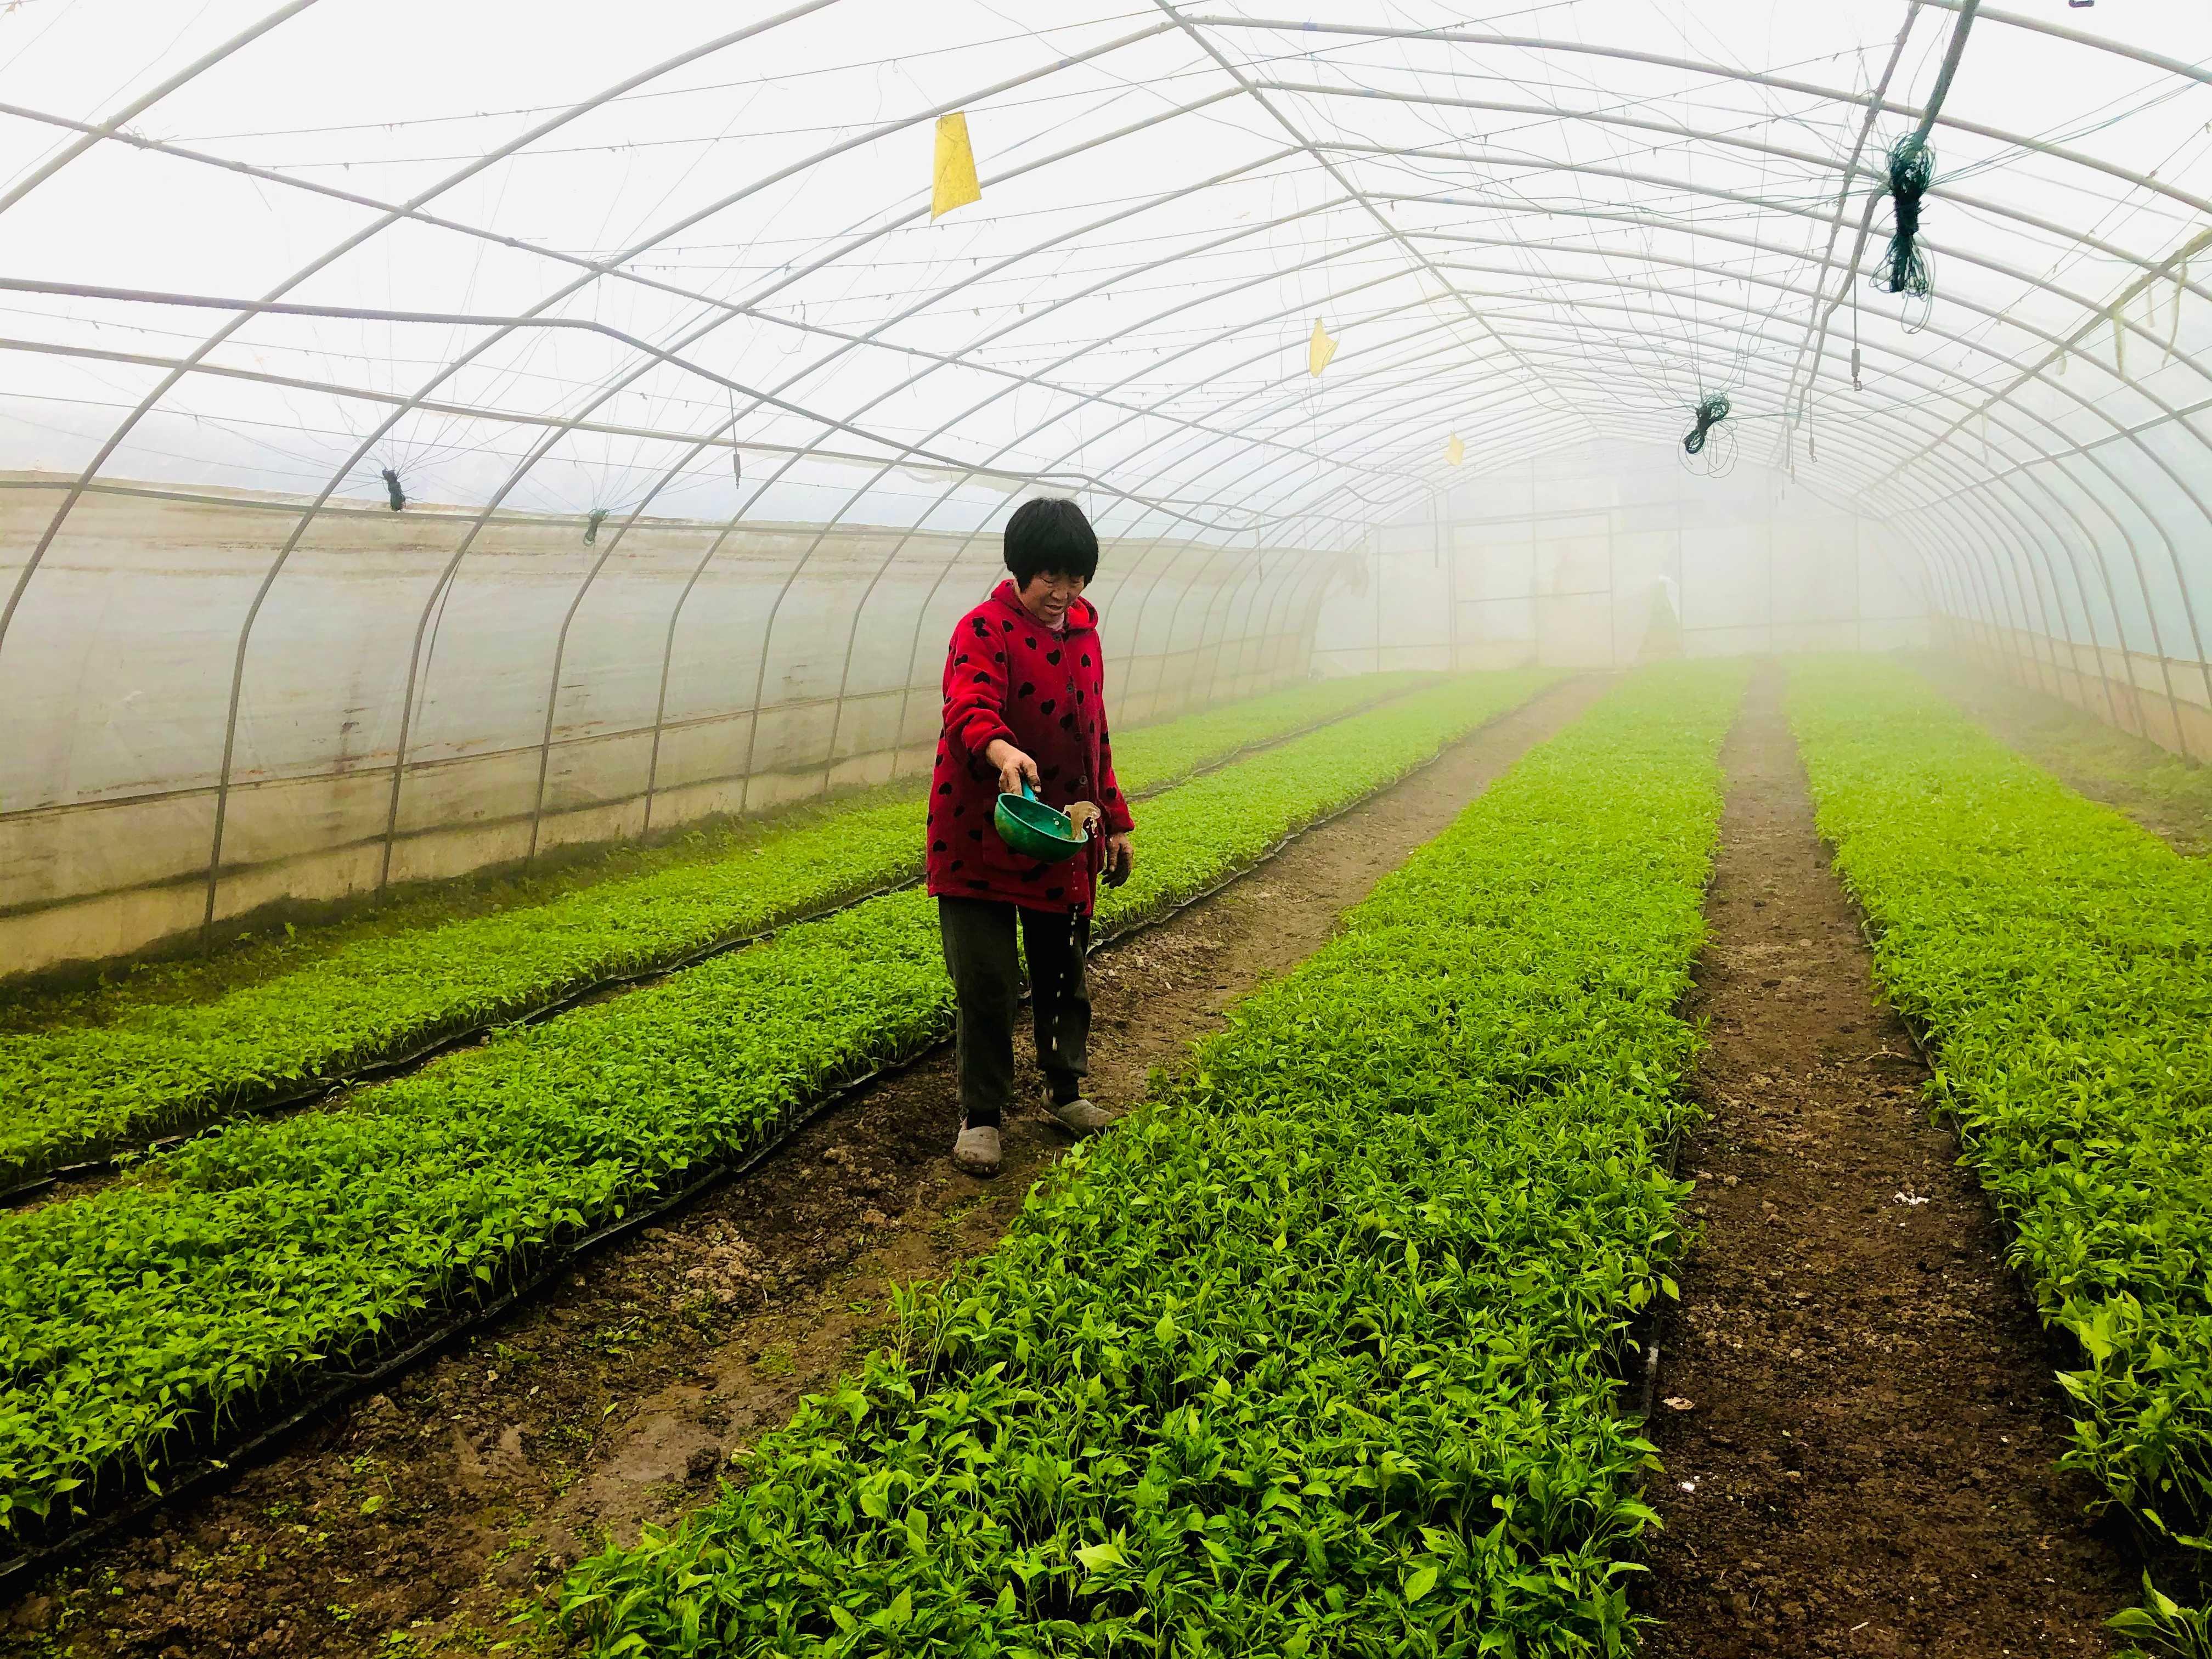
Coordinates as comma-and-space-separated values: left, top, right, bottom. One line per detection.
381, 466, 407, 512
727, 389, 744, 501
1683, 392, 1730, 456
1850, 287, 1863, 391
2168, 253, 2188, 364
1872, 134, 1935, 310
584, 507, 611, 545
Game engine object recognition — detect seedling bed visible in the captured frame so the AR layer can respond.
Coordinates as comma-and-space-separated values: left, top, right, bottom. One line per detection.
0, 677, 1549, 1586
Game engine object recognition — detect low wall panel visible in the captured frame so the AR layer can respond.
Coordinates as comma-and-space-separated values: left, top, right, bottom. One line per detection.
0, 476, 1335, 977
1936, 618, 2212, 760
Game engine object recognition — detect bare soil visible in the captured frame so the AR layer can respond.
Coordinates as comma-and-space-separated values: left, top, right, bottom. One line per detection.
6, 675, 1607, 1659
1638, 665, 2138, 1656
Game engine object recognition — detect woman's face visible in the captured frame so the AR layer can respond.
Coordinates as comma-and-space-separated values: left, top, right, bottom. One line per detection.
1018, 569, 1086, 628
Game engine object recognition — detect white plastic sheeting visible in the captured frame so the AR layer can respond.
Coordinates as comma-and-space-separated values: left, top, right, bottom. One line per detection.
1317, 440, 1927, 675
0, 478, 1334, 972
3, 1, 2211, 967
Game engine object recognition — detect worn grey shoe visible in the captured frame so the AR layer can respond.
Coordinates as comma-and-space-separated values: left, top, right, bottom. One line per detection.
952, 1122, 1001, 1176
1048, 1096, 1114, 1134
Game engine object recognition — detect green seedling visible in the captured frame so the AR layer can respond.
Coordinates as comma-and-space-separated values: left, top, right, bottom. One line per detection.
0, 675, 1553, 1541
1795, 659, 2212, 1575
1, 676, 1444, 1186
551, 665, 1744, 1656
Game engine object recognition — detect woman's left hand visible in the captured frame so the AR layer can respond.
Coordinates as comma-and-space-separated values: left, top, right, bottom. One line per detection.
1104, 832, 1133, 887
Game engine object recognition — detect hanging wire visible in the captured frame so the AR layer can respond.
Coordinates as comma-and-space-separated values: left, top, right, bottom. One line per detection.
1851, 284, 1863, 390
1681, 392, 1736, 477
1867, 1, 1980, 334
1872, 134, 1936, 309
1683, 391, 1730, 455
727, 386, 744, 505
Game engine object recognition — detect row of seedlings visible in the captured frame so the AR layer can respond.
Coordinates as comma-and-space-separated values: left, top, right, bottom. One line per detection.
0, 672, 1552, 1545
554, 663, 1747, 1655
1791, 658, 2212, 1634
1, 673, 1446, 1188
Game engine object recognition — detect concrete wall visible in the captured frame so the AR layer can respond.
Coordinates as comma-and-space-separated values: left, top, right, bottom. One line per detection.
1315, 441, 1928, 673
0, 476, 1340, 976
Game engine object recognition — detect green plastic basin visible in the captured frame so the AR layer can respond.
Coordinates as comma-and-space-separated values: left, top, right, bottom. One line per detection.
994, 782, 1090, 863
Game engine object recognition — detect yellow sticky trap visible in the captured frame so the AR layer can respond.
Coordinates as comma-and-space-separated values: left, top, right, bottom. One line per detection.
932, 112, 981, 219
1446, 434, 1465, 466
1308, 318, 1337, 377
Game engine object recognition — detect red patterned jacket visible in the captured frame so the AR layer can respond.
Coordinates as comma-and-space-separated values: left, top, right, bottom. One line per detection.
926, 579, 1135, 915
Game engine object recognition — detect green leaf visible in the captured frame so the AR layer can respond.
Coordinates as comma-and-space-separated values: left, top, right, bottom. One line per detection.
1076, 1542, 1127, 1574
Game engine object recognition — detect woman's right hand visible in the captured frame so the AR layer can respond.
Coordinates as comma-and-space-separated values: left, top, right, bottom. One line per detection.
984, 738, 1040, 796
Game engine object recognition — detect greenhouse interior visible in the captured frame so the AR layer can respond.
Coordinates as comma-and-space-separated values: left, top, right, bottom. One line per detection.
2, 2, 2210, 1654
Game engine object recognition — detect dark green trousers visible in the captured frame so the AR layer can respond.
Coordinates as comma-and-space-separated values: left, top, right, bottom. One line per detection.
936, 898, 1091, 1129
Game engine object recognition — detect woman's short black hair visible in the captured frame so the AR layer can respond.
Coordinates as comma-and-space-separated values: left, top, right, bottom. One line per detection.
1003, 496, 1099, 586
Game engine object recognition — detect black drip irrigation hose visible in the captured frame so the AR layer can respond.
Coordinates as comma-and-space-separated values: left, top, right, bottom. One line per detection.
0, 882, 913, 1208
1681, 393, 1730, 457
0, 1101, 838, 1594
1, 681, 1441, 1209
0, 687, 1545, 1589
1873, 134, 1935, 301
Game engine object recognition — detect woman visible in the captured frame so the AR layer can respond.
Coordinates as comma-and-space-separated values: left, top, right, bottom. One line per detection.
928, 497, 1136, 1176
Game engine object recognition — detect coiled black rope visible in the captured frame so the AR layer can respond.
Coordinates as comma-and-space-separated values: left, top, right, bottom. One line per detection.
380, 466, 406, 512
584, 507, 610, 545
1683, 392, 1730, 456
1874, 134, 1934, 299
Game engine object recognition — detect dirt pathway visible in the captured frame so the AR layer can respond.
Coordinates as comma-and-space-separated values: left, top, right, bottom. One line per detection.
1637, 665, 2137, 1656
8, 674, 1610, 1659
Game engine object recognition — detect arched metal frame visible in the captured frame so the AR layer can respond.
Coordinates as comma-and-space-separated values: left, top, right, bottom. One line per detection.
5, 0, 2212, 941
